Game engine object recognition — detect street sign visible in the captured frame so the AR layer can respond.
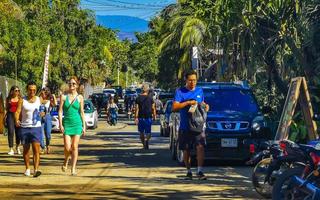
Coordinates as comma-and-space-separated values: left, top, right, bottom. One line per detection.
275, 77, 318, 140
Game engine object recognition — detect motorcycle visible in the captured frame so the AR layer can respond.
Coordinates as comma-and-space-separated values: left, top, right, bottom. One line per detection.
272, 142, 320, 200
249, 139, 312, 199
246, 140, 283, 198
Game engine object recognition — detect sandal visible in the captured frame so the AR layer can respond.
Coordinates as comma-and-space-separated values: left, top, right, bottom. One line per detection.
61, 165, 67, 172
71, 169, 77, 176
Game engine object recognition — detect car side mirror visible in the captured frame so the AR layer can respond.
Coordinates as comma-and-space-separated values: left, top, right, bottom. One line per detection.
261, 106, 272, 114
313, 114, 320, 121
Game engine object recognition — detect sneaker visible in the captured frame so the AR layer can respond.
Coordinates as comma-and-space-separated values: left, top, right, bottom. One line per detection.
197, 171, 207, 180
16, 147, 21, 155
185, 171, 193, 180
8, 149, 14, 156
24, 169, 31, 176
33, 170, 42, 178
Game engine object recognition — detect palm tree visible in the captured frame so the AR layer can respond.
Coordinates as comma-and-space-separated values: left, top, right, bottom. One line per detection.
159, 6, 209, 79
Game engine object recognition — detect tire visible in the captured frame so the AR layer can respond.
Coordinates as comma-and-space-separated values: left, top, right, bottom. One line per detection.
170, 139, 177, 160
272, 166, 305, 200
164, 127, 170, 137
93, 120, 98, 129
176, 140, 185, 166
252, 158, 273, 199
160, 127, 164, 137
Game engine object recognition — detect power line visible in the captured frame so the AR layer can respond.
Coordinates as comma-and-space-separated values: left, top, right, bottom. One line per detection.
82, 0, 166, 9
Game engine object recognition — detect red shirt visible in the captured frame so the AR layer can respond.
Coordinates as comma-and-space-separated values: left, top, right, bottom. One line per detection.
8, 101, 18, 113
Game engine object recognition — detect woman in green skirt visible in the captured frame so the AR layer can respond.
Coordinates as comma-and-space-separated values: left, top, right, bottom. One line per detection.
58, 76, 86, 175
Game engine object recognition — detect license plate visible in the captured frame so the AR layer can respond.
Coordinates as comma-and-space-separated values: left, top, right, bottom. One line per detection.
221, 138, 238, 148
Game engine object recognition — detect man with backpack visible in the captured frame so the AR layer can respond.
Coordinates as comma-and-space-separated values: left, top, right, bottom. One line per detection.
172, 70, 209, 180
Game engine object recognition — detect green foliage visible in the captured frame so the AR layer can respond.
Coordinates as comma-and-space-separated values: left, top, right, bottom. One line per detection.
0, 0, 130, 91
128, 32, 159, 83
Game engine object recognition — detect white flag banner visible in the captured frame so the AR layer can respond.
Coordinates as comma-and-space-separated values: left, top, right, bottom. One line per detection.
42, 44, 50, 89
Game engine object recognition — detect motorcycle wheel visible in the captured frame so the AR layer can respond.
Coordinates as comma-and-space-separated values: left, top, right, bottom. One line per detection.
252, 158, 273, 198
272, 166, 305, 200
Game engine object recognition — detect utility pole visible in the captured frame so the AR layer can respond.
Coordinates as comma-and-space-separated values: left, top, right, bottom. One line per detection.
125, 70, 128, 88
15, 55, 17, 85
117, 60, 120, 86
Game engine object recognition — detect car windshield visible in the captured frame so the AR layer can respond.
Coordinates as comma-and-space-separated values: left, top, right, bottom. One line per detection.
204, 89, 259, 113
84, 102, 94, 113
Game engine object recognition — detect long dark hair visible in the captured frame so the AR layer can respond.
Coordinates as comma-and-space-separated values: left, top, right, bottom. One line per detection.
6, 85, 20, 102
40, 87, 52, 100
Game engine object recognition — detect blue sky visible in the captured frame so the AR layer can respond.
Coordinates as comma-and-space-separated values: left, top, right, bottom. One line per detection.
80, 0, 176, 20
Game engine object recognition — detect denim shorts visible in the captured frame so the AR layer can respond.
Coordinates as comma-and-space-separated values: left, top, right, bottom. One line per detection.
138, 118, 152, 134
20, 127, 42, 145
178, 130, 206, 150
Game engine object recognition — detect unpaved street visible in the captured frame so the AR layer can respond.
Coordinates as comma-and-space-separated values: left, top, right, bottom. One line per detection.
0, 119, 261, 200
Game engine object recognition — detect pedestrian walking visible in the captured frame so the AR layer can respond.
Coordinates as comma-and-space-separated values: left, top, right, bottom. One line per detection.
5, 86, 21, 155
39, 87, 57, 154
154, 95, 163, 116
15, 81, 44, 177
58, 76, 86, 176
134, 83, 156, 150
172, 69, 209, 180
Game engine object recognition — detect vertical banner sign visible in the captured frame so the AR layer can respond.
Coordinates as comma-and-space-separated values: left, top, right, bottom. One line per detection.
5, 79, 8, 97
42, 44, 50, 89
192, 47, 199, 70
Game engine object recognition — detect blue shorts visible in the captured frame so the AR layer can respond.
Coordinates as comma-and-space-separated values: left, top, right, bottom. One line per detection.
138, 118, 152, 134
20, 127, 42, 145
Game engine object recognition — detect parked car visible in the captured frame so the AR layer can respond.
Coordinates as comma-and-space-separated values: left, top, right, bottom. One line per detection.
160, 100, 173, 137
135, 88, 142, 94
103, 88, 116, 98
89, 93, 109, 116
170, 82, 272, 164
50, 105, 60, 132
158, 92, 174, 104
84, 100, 98, 129
111, 85, 123, 99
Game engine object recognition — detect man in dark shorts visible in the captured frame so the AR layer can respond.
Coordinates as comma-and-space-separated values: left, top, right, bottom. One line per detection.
15, 81, 44, 177
172, 70, 209, 180
135, 83, 156, 150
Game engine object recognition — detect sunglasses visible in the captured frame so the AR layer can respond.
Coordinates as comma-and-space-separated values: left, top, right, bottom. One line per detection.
14, 89, 20, 92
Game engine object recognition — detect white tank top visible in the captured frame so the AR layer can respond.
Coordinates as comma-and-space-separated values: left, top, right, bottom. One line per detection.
21, 96, 42, 128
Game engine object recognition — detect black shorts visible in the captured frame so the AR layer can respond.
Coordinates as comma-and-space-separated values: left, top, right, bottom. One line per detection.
178, 130, 206, 151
